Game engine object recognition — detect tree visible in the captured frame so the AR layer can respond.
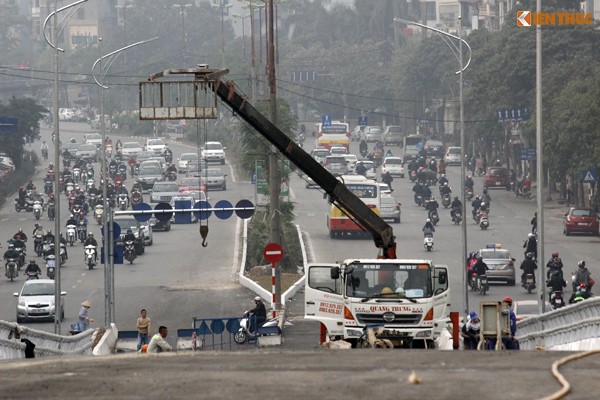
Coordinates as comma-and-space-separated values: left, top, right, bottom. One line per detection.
0, 97, 47, 167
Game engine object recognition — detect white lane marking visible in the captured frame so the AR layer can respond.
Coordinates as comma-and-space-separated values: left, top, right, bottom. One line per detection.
18, 218, 27, 221
0, 218, 8, 222
227, 161, 237, 183
231, 218, 241, 279
76, 279, 82, 283
289, 186, 296, 200
81, 273, 86, 277
71, 285, 77, 289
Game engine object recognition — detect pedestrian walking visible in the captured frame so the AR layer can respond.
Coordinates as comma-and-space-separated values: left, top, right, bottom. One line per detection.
136, 309, 151, 351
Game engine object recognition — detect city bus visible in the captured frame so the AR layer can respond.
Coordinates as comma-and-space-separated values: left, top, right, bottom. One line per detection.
327, 175, 380, 238
315, 121, 350, 150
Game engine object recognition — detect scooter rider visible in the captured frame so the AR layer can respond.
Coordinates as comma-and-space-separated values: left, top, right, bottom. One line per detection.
13, 228, 28, 242
247, 296, 267, 333
33, 224, 45, 237
3, 244, 20, 276
25, 260, 42, 278
123, 229, 136, 243
523, 233, 537, 260
422, 219, 435, 237
43, 229, 55, 244
574, 260, 594, 293
26, 179, 36, 191
426, 197, 439, 220
520, 252, 537, 286
482, 188, 492, 209
439, 182, 451, 197
166, 163, 177, 175
465, 175, 474, 191
355, 162, 368, 177
547, 270, 566, 293
438, 174, 448, 186
472, 256, 489, 283
66, 214, 78, 228
471, 195, 482, 220
359, 140, 368, 157
83, 233, 98, 263
451, 196, 462, 219
546, 251, 564, 280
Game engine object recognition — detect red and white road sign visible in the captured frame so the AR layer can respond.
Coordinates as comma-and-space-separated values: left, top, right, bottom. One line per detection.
263, 243, 284, 264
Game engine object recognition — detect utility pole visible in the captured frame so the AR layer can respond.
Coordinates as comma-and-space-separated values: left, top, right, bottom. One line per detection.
249, 0, 257, 101
267, 0, 281, 313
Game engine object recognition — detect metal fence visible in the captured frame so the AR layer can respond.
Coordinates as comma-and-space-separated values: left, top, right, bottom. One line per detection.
516, 297, 600, 350
190, 316, 256, 351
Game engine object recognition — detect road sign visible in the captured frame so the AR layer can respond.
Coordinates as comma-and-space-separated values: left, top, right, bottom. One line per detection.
154, 202, 173, 222
358, 116, 368, 126
520, 148, 536, 160
581, 168, 598, 183
214, 200, 233, 220
0, 117, 17, 132
101, 221, 121, 241
497, 107, 530, 122
235, 199, 255, 219
133, 203, 152, 222
263, 243, 283, 264
321, 114, 332, 127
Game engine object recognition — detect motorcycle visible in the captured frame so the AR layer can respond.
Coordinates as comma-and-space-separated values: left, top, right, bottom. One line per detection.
42, 148, 48, 160
523, 273, 536, 294
423, 234, 434, 252
465, 187, 474, 201
44, 181, 53, 195
549, 291, 565, 310
515, 185, 532, 199
442, 193, 451, 208
46, 255, 56, 279
109, 164, 117, 179
73, 167, 81, 183
67, 224, 77, 246
26, 270, 40, 280
94, 204, 104, 225
452, 209, 462, 225
117, 164, 127, 181
47, 201, 56, 220
86, 178, 95, 193
478, 211, 489, 230
77, 222, 87, 243
409, 170, 417, 183
168, 171, 177, 182
5, 258, 18, 281
85, 245, 96, 269
429, 210, 440, 226
124, 240, 137, 264
34, 235, 43, 257
118, 193, 129, 211
233, 312, 280, 344
14, 198, 34, 213
476, 274, 489, 295
414, 194, 423, 207
32, 199, 43, 220
72, 203, 83, 215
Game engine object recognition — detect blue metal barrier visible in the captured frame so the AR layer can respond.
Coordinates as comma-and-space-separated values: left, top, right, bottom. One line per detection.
192, 317, 256, 350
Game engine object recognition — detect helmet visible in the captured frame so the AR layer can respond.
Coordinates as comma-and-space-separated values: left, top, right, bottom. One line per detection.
441, 174, 446, 178
29, 260, 35, 264
454, 196, 459, 201
475, 195, 480, 200
254, 296, 261, 302
480, 202, 486, 207
35, 223, 40, 228
526, 252, 533, 259
8, 243, 14, 249
483, 188, 488, 193
477, 256, 483, 261
70, 214, 74, 218
503, 296, 513, 304
88, 232, 93, 236
444, 182, 448, 186
578, 260, 586, 268
18, 228, 23, 233
528, 233, 534, 238
467, 175, 472, 179
127, 229, 133, 234
47, 230, 52, 235
426, 218, 431, 223
552, 251, 559, 258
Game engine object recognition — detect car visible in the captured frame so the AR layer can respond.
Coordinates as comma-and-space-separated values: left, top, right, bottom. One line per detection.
444, 147, 462, 165
149, 216, 171, 232
378, 183, 393, 195
14, 279, 66, 323
424, 140, 445, 157
330, 145, 348, 155
382, 126, 404, 146
364, 126, 383, 142
0, 155, 15, 172
477, 244, 516, 285
185, 160, 208, 176
84, 133, 103, 148
76, 144, 98, 162
121, 142, 144, 158
135, 151, 156, 164
137, 162, 165, 191
342, 154, 358, 171
170, 194, 198, 223
203, 168, 227, 190
311, 147, 330, 164
64, 143, 81, 159
178, 153, 199, 172
59, 108, 75, 121
201, 141, 226, 164
563, 207, 600, 236
145, 138, 168, 155
483, 167, 510, 190
179, 177, 206, 192
90, 115, 110, 130
150, 181, 181, 203
381, 157, 404, 177
324, 155, 348, 176
351, 125, 366, 141
380, 196, 401, 223
355, 160, 377, 180
113, 215, 148, 252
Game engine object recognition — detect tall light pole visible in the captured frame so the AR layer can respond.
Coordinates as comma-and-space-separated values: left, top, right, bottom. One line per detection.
243, 0, 262, 100
92, 36, 159, 324
115, 3, 134, 64
173, 3, 192, 66
44, 0, 89, 335
232, 12, 249, 59
394, 17, 472, 314
212, 1, 233, 68
535, 0, 545, 314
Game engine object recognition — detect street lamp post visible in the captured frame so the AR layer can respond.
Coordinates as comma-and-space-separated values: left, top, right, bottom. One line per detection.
212, 1, 233, 68
394, 17, 472, 315
43, 0, 89, 335
232, 12, 249, 59
173, 3, 192, 66
92, 36, 159, 324
115, 3, 134, 64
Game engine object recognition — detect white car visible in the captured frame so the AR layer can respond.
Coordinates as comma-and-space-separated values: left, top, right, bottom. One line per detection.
121, 142, 143, 158
58, 108, 75, 121
355, 160, 377, 180
76, 144, 98, 162
364, 126, 383, 142
444, 147, 462, 165
178, 153, 199, 172
14, 279, 66, 323
145, 138, 167, 155
311, 147, 330, 165
378, 183, 393, 195
342, 154, 358, 171
201, 141, 226, 165
150, 181, 181, 203
330, 145, 348, 155
84, 133, 103, 148
381, 157, 405, 178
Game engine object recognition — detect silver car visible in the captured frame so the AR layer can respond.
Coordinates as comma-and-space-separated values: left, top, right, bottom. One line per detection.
364, 126, 383, 142
324, 155, 348, 176
150, 181, 181, 203
444, 147, 462, 165
380, 196, 401, 223
203, 168, 227, 190
477, 246, 516, 285
14, 279, 66, 323
178, 153, 199, 172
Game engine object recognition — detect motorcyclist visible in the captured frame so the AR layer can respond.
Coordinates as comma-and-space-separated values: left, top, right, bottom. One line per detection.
451, 196, 462, 219
13, 228, 28, 242
478, 201, 489, 217
575, 260, 593, 293
83, 233, 98, 263
520, 252, 537, 286
421, 185, 432, 201
41, 140, 49, 153
481, 188, 491, 208
25, 260, 42, 278
25, 179, 36, 191
437, 159, 446, 175
547, 270, 566, 293
18, 186, 26, 206
465, 175, 474, 190
66, 214, 78, 228
412, 182, 424, 204
546, 251, 564, 280
428, 158, 437, 173
359, 140, 368, 157
381, 171, 393, 190
43, 229, 55, 244
76, 211, 88, 227
166, 163, 177, 175
355, 162, 368, 177
422, 219, 435, 237
385, 149, 393, 158
123, 229, 136, 243
439, 182, 452, 197
3, 244, 20, 276
33, 224, 45, 237
523, 233, 537, 260
247, 296, 267, 333
407, 159, 418, 173
438, 174, 448, 186
530, 212, 537, 234
426, 197, 439, 220
163, 147, 173, 163
472, 256, 489, 284
471, 195, 482, 220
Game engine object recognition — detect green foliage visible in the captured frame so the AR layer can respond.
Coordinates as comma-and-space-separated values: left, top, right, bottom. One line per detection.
0, 97, 47, 167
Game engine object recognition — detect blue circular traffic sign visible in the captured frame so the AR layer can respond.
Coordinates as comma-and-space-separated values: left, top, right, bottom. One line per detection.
193, 201, 212, 220
102, 221, 121, 241
133, 202, 152, 222
235, 199, 255, 219
214, 200, 233, 220
154, 202, 173, 222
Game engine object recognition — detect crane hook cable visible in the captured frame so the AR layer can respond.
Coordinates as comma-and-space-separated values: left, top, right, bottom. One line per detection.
538, 349, 600, 400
